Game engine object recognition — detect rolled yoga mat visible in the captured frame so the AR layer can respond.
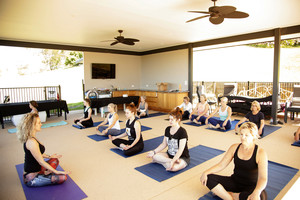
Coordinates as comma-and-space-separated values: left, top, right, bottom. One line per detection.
8, 121, 68, 133
198, 161, 299, 200
16, 163, 87, 200
135, 145, 225, 182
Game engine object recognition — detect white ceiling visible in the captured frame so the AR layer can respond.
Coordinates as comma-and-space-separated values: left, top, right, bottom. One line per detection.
0, 0, 300, 52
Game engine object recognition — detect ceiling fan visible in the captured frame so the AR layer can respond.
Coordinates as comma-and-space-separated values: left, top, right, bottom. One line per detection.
103, 30, 140, 46
186, 0, 249, 25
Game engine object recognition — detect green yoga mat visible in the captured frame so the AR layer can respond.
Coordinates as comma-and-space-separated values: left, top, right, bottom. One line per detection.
8, 121, 68, 133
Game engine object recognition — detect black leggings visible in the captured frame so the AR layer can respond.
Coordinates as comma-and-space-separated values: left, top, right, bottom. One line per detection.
206, 174, 267, 200
74, 119, 93, 128
112, 139, 144, 156
182, 111, 190, 120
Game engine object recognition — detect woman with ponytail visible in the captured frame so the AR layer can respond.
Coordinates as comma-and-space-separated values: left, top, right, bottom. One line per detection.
109, 103, 144, 156
147, 107, 190, 171
17, 113, 69, 187
96, 103, 121, 136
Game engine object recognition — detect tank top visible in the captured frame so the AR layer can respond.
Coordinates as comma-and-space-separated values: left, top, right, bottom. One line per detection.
219, 106, 229, 121
84, 107, 93, 123
24, 138, 45, 173
125, 118, 143, 144
108, 113, 120, 130
139, 102, 148, 115
232, 143, 258, 186
197, 102, 209, 117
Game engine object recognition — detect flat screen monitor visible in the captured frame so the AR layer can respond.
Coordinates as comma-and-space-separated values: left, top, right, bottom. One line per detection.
91, 63, 116, 79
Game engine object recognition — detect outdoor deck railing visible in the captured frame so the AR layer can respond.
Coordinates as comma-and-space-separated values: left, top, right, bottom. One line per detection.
193, 81, 300, 103
0, 85, 61, 103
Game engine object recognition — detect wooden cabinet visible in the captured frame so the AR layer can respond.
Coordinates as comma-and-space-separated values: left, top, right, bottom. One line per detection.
157, 92, 188, 112
112, 90, 188, 112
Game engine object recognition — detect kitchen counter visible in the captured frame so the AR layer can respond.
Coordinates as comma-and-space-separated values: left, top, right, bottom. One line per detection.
112, 90, 189, 112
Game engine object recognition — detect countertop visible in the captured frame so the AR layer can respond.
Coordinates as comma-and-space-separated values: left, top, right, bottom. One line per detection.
113, 89, 189, 93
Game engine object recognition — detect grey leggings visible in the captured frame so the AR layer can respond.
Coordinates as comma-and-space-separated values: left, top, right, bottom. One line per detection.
98, 126, 121, 136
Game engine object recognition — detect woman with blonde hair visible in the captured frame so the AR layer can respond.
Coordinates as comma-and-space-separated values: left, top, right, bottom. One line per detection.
235, 101, 265, 136
96, 103, 121, 136
206, 97, 232, 131
17, 113, 69, 187
200, 122, 268, 200
176, 96, 193, 120
137, 96, 148, 118
189, 94, 209, 125
147, 107, 190, 172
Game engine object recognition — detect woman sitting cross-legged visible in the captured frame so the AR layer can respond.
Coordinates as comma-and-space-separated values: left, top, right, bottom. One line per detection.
206, 97, 232, 131
74, 98, 93, 128
200, 122, 268, 200
147, 107, 190, 172
235, 101, 265, 137
109, 103, 144, 156
137, 96, 148, 118
17, 113, 69, 187
176, 96, 193, 120
189, 94, 209, 125
96, 103, 121, 136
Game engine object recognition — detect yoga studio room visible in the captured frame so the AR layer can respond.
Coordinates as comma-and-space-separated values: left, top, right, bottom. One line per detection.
1, 0, 300, 200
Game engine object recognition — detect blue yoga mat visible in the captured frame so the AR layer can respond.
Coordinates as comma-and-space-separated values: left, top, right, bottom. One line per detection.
139, 112, 167, 119
206, 119, 239, 132
183, 121, 205, 127
291, 140, 300, 147
16, 163, 87, 200
88, 125, 152, 142
8, 121, 68, 133
198, 161, 299, 200
110, 136, 164, 158
261, 125, 281, 138
87, 134, 108, 142
135, 145, 225, 182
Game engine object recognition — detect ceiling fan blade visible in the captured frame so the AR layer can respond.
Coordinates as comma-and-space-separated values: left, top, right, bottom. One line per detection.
188, 11, 212, 14
124, 38, 140, 42
209, 16, 224, 24
122, 40, 135, 45
110, 41, 119, 46
212, 6, 236, 15
186, 15, 210, 23
223, 11, 249, 18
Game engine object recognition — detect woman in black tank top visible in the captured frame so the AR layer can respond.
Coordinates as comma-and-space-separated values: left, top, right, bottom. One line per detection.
200, 122, 268, 200
17, 113, 69, 187
109, 103, 144, 156
74, 98, 93, 128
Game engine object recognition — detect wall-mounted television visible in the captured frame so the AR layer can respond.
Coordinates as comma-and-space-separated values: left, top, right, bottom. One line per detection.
91, 63, 116, 79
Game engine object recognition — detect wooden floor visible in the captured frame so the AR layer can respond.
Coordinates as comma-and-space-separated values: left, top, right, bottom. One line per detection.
0, 110, 299, 200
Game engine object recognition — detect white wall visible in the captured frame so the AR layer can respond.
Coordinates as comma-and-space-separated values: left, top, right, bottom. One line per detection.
140, 49, 189, 91
84, 52, 141, 91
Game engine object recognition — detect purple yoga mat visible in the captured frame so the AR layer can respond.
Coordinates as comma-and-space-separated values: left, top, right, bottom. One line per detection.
16, 163, 87, 200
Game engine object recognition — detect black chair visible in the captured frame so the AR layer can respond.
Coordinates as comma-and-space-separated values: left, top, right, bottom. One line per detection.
284, 85, 300, 123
